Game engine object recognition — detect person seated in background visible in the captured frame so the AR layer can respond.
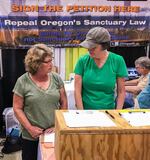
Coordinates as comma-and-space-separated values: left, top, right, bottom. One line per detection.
137, 74, 150, 108
124, 57, 150, 108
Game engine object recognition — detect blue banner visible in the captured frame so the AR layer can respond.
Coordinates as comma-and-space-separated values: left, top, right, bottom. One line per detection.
0, 0, 149, 48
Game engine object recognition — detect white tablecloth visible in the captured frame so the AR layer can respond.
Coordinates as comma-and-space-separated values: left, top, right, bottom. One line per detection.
64, 81, 76, 110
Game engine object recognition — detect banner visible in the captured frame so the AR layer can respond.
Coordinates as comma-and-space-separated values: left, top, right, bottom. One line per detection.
0, 0, 150, 48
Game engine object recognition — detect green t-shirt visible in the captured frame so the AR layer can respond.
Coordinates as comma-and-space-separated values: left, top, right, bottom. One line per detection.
74, 52, 128, 110
13, 72, 64, 140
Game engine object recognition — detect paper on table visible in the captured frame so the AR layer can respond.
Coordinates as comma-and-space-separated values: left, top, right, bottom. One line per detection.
41, 133, 55, 143
120, 112, 150, 127
63, 110, 116, 128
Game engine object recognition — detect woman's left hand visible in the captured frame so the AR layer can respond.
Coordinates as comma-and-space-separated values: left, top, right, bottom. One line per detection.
44, 127, 55, 133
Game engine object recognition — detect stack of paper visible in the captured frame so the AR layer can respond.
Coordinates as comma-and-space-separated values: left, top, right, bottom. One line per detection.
63, 110, 116, 128
120, 112, 150, 127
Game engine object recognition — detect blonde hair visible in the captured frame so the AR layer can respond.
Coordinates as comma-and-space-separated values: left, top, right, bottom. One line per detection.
25, 44, 53, 75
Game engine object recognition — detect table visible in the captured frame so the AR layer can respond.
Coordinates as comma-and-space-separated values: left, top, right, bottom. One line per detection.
38, 132, 56, 160
39, 110, 150, 160
38, 140, 55, 160
55, 110, 150, 160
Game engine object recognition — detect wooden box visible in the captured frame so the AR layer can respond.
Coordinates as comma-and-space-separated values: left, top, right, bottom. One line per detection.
55, 110, 150, 160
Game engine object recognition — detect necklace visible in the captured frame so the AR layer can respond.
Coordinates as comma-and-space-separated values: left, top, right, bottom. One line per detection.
29, 73, 50, 90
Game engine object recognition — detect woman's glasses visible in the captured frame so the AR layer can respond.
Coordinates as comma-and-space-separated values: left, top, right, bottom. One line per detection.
88, 47, 96, 54
42, 57, 54, 64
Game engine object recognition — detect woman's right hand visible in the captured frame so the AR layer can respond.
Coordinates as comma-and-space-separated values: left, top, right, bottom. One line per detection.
28, 125, 43, 139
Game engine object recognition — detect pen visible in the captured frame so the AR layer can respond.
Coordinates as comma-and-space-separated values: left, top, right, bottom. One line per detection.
105, 111, 115, 119
43, 128, 47, 132
43, 127, 50, 132
128, 111, 145, 114
119, 112, 122, 116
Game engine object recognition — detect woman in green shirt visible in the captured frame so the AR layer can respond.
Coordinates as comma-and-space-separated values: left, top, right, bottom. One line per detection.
13, 44, 68, 160
74, 27, 128, 110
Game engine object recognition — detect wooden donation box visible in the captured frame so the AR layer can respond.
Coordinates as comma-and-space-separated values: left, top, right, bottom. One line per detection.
55, 110, 150, 160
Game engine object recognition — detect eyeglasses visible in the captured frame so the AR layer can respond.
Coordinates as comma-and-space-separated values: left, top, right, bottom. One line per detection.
135, 66, 144, 70
88, 47, 96, 54
42, 57, 54, 64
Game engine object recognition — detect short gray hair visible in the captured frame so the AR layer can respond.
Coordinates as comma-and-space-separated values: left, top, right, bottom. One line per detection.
135, 57, 150, 70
